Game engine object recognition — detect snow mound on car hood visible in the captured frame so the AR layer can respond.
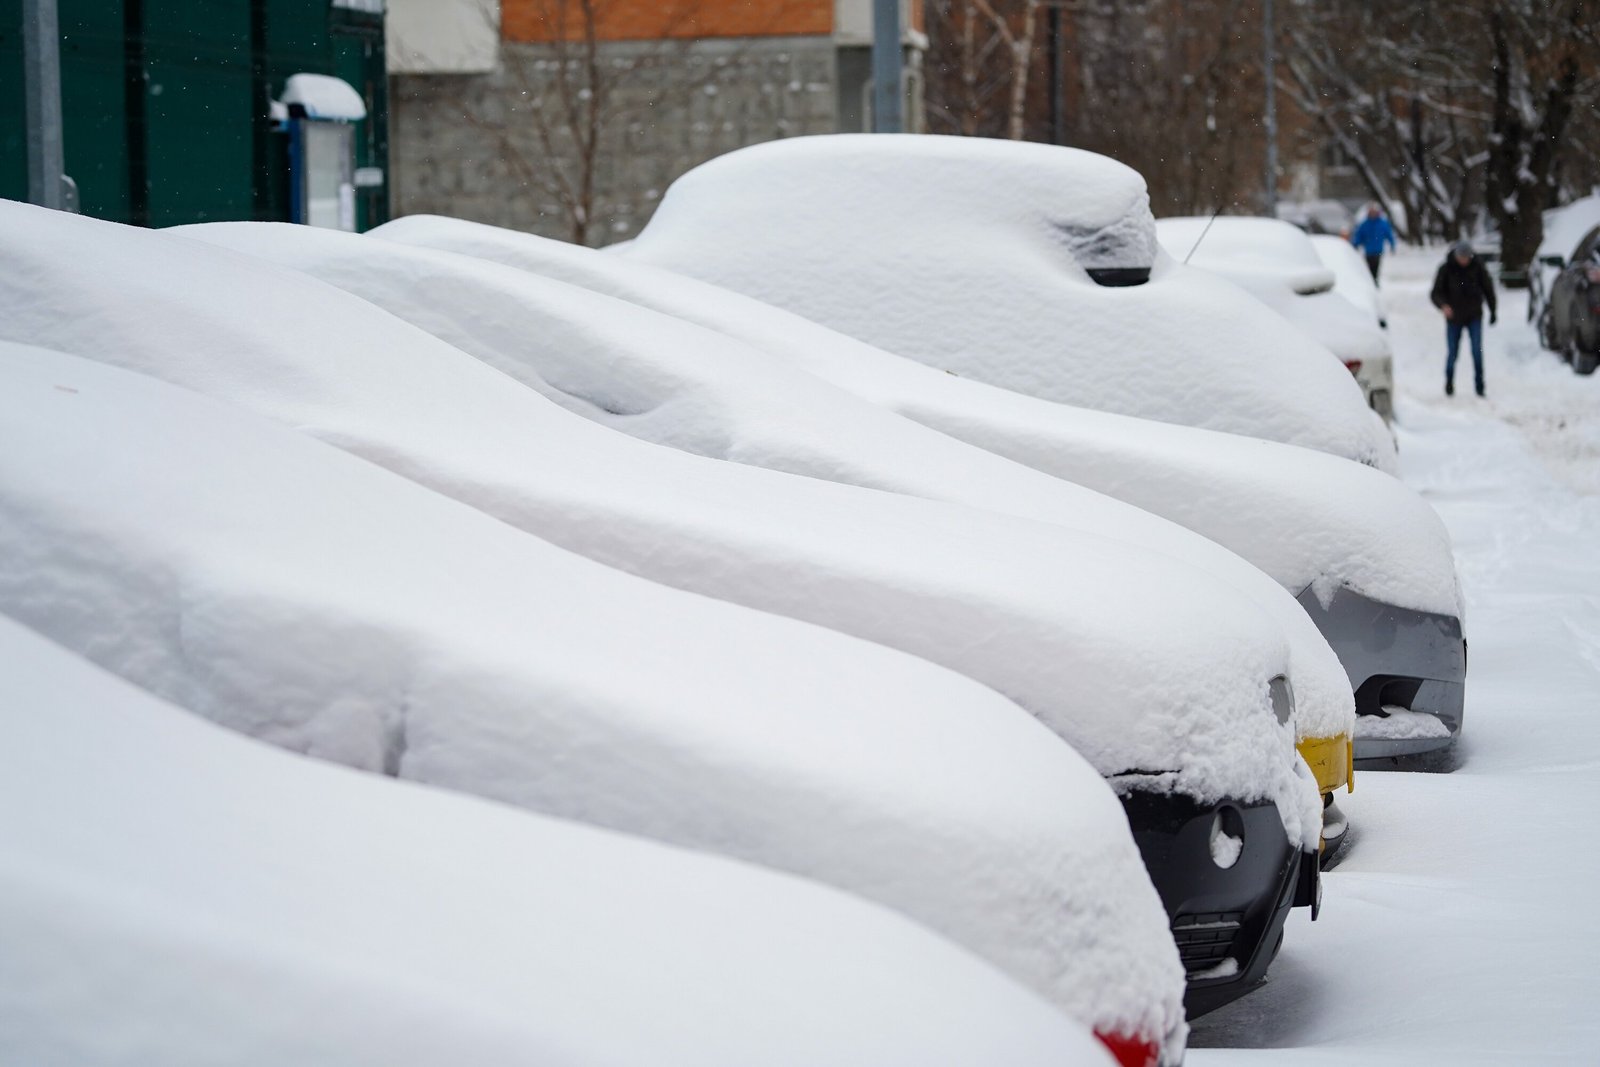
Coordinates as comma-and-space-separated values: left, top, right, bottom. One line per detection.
210, 218, 1352, 750
0, 614, 1119, 1067
0, 201, 1318, 858
620, 134, 1395, 471
374, 215, 1458, 638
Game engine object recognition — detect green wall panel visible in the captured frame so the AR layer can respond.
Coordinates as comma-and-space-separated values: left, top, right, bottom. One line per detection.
59, 0, 128, 221
1, 0, 30, 203
141, 0, 253, 225
1, 0, 386, 228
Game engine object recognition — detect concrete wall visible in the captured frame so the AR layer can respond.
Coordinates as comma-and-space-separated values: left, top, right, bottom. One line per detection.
391, 34, 839, 244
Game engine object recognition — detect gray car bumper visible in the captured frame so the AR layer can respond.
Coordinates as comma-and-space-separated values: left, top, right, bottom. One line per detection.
1296, 587, 1467, 762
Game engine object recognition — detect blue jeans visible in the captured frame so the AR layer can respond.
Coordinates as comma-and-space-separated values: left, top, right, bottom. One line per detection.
1446, 319, 1484, 392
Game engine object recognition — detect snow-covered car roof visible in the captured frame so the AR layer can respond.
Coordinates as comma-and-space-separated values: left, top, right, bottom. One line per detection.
619, 134, 1392, 469
1158, 215, 1335, 295
0, 615, 1119, 1067
204, 218, 1353, 758
1538, 192, 1600, 261
373, 215, 1459, 629
0, 339, 1183, 1052
0, 202, 1317, 861
1157, 216, 1390, 365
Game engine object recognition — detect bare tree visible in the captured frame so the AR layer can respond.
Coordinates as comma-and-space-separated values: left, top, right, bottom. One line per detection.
1282, 0, 1598, 272
925, 0, 1040, 140
1483, 0, 1599, 275
927, 0, 1276, 215
447, 0, 805, 245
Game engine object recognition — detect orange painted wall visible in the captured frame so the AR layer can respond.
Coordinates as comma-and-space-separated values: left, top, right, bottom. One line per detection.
504, 0, 835, 43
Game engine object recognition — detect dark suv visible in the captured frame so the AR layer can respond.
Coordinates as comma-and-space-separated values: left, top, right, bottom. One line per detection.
1536, 224, 1600, 376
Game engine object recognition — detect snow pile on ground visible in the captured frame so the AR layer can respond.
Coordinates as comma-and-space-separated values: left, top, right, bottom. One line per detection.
0, 340, 1185, 1048
188, 219, 1355, 752
0, 201, 1319, 860
0, 615, 1120, 1067
620, 134, 1393, 469
379, 214, 1458, 628
1157, 217, 1390, 367
1189, 245, 1600, 1065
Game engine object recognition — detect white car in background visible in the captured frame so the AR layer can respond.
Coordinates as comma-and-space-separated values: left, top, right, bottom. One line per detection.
0, 340, 1184, 1065
618, 134, 1394, 472
1157, 216, 1395, 423
0, 615, 1118, 1067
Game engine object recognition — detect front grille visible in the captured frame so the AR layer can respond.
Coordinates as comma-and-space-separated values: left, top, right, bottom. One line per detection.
1172, 912, 1243, 976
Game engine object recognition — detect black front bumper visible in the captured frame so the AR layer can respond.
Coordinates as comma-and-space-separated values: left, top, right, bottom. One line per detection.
1121, 790, 1318, 1019
1295, 586, 1468, 763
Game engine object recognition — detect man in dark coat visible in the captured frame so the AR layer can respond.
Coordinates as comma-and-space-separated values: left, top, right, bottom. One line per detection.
1430, 240, 1498, 397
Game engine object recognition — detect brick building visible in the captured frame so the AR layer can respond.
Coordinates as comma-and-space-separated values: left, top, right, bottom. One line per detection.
387, 0, 924, 244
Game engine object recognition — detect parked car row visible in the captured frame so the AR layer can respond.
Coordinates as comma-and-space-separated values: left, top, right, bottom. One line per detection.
0, 135, 1468, 1067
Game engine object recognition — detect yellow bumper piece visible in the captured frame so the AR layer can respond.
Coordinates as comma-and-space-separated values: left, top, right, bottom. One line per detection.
1297, 732, 1354, 795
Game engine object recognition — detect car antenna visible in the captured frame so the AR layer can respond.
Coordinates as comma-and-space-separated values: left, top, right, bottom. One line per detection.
1183, 208, 1224, 265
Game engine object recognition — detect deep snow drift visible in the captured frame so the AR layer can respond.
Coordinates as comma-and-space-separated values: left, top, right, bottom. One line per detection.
0, 340, 1185, 1048
0, 615, 1118, 1067
186, 218, 1358, 752
1190, 246, 1600, 1065
620, 134, 1394, 470
0, 201, 1320, 858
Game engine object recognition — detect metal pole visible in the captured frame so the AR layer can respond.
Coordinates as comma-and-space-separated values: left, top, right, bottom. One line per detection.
1263, 0, 1278, 217
1048, 6, 1064, 145
872, 0, 903, 133
23, 0, 66, 209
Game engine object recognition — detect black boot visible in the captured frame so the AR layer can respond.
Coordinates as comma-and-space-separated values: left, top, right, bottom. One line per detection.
1446, 380, 1454, 396
1476, 383, 1486, 397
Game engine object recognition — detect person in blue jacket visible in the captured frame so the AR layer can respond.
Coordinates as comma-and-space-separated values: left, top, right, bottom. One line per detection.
1350, 202, 1397, 283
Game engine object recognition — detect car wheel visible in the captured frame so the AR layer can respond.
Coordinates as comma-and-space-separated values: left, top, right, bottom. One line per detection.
1537, 307, 1560, 351
1576, 349, 1600, 376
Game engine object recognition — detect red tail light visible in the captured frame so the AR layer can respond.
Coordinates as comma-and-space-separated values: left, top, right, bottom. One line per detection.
1094, 1029, 1161, 1067
1343, 360, 1363, 376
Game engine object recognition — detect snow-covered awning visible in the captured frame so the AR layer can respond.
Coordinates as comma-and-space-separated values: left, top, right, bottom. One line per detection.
280, 73, 367, 122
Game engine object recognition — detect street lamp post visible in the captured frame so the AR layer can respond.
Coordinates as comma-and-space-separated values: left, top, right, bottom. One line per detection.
1263, 0, 1278, 217
23, 0, 67, 210
872, 0, 903, 133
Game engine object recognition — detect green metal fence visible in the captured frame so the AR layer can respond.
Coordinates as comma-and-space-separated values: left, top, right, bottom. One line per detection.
1, 0, 387, 229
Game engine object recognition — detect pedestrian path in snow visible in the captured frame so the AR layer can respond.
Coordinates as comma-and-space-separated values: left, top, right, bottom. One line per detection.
1189, 246, 1600, 1065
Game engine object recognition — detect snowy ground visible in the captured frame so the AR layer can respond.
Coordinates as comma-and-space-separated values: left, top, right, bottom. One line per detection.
1190, 246, 1600, 1063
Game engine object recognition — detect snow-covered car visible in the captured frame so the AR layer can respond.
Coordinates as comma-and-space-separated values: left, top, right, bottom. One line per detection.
0, 614, 1120, 1067
618, 134, 1396, 472
187, 219, 1348, 999
0, 340, 1183, 1064
581, 141, 1466, 765
1536, 223, 1600, 375
1156, 216, 1395, 423
0, 205, 1325, 1030
1312, 233, 1398, 415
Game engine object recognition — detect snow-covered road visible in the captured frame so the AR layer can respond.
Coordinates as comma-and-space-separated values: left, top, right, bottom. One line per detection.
1191, 247, 1600, 1064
